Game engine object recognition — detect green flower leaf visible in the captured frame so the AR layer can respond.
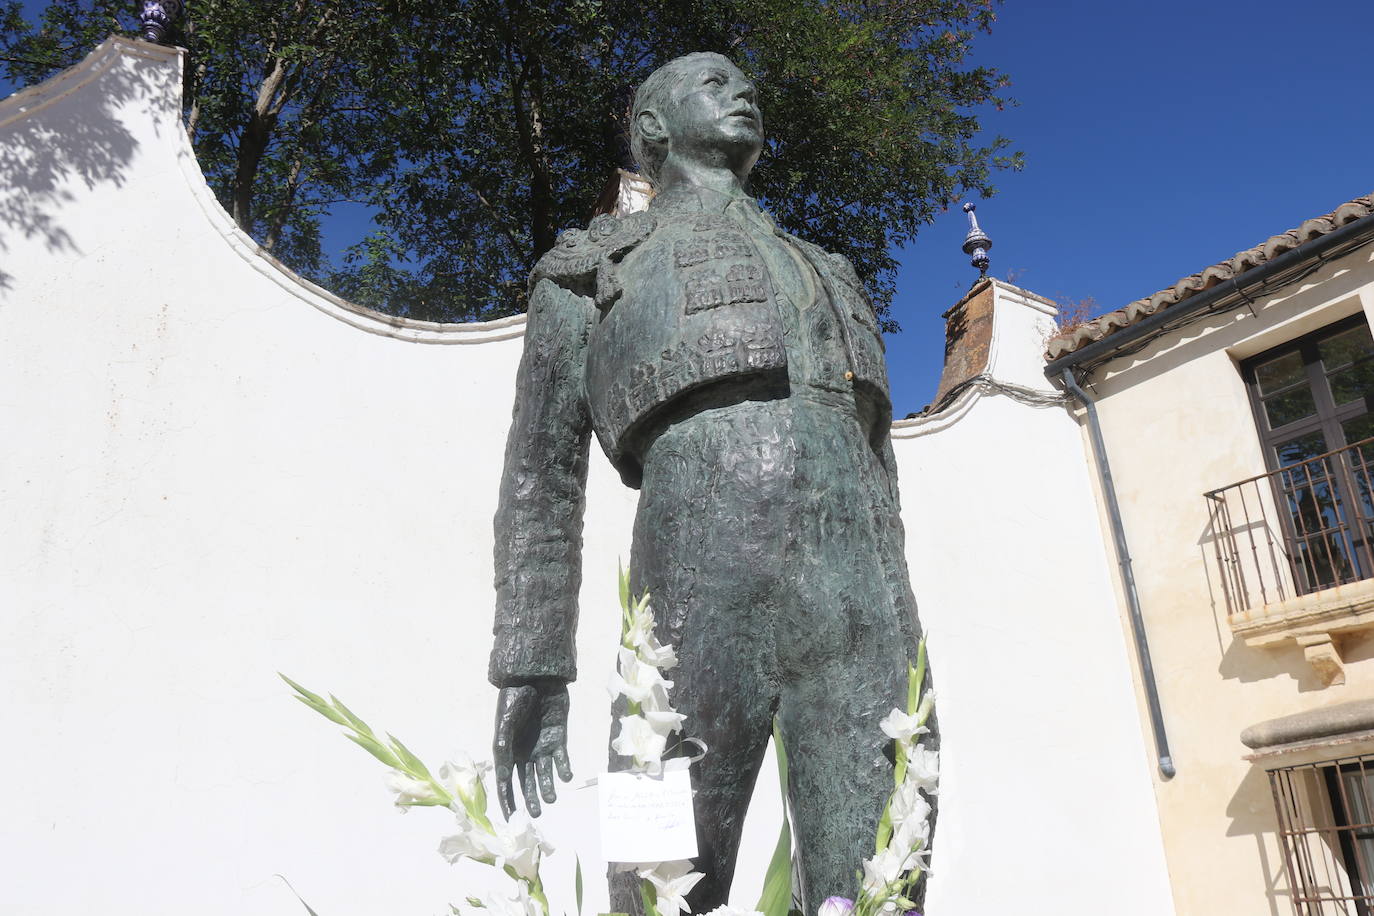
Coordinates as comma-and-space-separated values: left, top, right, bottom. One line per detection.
575, 854, 584, 916
758, 718, 793, 916
329, 694, 376, 739
344, 731, 402, 769
387, 733, 434, 781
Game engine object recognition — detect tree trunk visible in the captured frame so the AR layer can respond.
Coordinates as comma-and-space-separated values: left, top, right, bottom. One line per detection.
501, 5, 556, 261
231, 55, 291, 234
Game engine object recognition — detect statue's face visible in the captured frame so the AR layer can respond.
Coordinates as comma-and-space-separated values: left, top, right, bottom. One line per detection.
660, 55, 763, 174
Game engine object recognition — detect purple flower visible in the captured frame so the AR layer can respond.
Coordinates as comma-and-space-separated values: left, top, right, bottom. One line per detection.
818, 897, 855, 916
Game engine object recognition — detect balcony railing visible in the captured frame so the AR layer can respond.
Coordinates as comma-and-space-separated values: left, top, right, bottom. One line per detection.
1204, 437, 1374, 616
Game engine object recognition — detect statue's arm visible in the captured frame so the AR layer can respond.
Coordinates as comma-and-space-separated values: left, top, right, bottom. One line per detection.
490, 276, 594, 687
489, 276, 593, 817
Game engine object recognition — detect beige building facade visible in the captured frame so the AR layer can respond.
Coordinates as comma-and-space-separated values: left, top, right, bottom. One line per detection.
1048, 193, 1374, 915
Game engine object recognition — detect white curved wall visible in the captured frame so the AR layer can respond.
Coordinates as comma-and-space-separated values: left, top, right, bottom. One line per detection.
0, 40, 1171, 916
892, 283, 1174, 915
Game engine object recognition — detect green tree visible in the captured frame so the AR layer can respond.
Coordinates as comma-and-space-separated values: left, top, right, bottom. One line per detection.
1, 0, 1020, 327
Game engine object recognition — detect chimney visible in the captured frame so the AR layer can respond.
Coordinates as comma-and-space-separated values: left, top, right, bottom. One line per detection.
926, 205, 1060, 413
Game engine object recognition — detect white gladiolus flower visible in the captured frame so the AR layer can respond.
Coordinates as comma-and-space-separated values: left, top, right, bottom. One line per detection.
860, 845, 909, 897
473, 882, 542, 916
637, 860, 705, 916
632, 628, 679, 670
608, 648, 673, 709
623, 603, 655, 648
612, 715, 670, 767
643, 708, 687, 735
888, 778, 929, 829
438, 815, 552, 882
892, 799, 931, 854
440, 753, 492, 804
703, 906, 764, 916
489, 815, 553, 881
879, 708, 929, 745
438, 823, 494, 865
904, 745, 939, 795
386, 770, 439, 808
915, 688, 936, 725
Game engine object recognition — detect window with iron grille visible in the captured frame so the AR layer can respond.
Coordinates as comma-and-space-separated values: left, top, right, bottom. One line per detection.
1269, 755, 1374, 914
1241, 317, 1374, 595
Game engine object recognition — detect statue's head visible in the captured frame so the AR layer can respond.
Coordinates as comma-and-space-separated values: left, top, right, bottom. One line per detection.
630, 52, 763, 188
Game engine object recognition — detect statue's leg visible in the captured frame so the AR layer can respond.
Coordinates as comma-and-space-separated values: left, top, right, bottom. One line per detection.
610, 404, 791, 914
774, 402, 922, 914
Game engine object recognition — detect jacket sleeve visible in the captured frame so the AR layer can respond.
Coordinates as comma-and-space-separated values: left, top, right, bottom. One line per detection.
489, 276, 595, 687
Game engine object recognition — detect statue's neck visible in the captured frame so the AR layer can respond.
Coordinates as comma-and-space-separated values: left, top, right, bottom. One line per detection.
658, 157, 749, 200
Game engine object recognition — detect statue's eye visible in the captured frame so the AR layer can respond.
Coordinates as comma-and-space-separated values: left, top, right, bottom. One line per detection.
704, 73, 725, 86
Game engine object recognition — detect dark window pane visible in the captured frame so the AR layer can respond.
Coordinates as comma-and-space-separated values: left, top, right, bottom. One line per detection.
1319, 325, 1374, 371
1263, 386, 1317, 428
1343, 418, 1374, 532
1254, 350, 1306, 395
1345, 415, 1374, 447
1329, 358, 1374, 406
1277, 430, 1331, 468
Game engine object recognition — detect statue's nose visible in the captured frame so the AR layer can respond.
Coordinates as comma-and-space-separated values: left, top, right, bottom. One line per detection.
733, 80, 756, 103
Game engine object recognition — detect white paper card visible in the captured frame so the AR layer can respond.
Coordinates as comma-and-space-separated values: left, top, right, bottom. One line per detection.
598, 766, 698, 863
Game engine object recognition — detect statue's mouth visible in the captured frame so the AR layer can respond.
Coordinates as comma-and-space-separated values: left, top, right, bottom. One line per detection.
726, 109, 760, 128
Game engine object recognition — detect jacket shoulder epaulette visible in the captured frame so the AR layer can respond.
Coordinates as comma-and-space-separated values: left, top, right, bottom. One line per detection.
531, 212, 659, 297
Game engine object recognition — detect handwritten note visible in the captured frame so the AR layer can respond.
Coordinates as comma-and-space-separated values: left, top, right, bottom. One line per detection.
599, 764, 698, 863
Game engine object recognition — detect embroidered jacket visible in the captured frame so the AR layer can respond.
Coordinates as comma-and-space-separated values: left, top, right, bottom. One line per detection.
490, 186, 892, 686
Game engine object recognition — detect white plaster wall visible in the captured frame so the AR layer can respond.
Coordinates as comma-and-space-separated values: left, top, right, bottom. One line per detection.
0, 39, 784, 916
0, 39, 1171, 916
891, 285, 1176, 915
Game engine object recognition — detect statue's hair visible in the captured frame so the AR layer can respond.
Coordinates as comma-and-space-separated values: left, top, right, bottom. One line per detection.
630, 52, 733, 188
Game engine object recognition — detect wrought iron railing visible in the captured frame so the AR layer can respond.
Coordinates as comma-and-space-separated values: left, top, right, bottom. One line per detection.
1204, 437, 1374, 615
1270, 755, 1374, 915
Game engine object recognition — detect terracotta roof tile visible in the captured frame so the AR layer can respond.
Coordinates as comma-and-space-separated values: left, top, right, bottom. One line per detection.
1046, 192, 1374, 360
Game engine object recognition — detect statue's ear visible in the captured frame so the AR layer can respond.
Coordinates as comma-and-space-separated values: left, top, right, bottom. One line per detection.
636, 109, 667, 145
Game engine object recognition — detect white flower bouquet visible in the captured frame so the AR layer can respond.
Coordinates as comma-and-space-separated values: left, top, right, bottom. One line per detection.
283, 571, 936, 916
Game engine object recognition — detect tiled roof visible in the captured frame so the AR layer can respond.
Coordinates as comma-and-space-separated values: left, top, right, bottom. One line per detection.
1046, 192, 1374, 361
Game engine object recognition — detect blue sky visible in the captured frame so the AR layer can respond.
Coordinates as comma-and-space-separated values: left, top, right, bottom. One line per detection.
887, 0, 1374, 413
6, 2, 1371, 415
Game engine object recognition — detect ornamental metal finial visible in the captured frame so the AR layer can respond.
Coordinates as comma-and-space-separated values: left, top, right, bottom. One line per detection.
138, 0, 184, 44
961, 202, 992, 277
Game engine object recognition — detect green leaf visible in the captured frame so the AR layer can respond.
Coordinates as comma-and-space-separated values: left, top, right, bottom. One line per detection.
282, 675, 350, 727
575, 854, 584, 916
618, 563, 631, 613
639, 880, 660, 916
909, 640, 927, 715
344, 731, 402, 769
291, 693, 350, 728
387, 733, 434, 780
758, 718, 793, 916
279, 673, 328, 708
329, 694, 376, 739
875, 799, 894, 853
275, 875, 322, 916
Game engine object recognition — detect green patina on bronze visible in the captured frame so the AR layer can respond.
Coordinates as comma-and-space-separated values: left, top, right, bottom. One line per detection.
489, 52, 935, 915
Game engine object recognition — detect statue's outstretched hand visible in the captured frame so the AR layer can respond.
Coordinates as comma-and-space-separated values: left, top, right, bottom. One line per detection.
493, 681, 573, 819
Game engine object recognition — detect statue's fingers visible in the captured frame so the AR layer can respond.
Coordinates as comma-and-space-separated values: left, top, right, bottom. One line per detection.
495, 763, 516, 820
536, 754, 557, 804
553, 745, 573, 783
494, 687, 531, 765
520, 758, 542, 818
